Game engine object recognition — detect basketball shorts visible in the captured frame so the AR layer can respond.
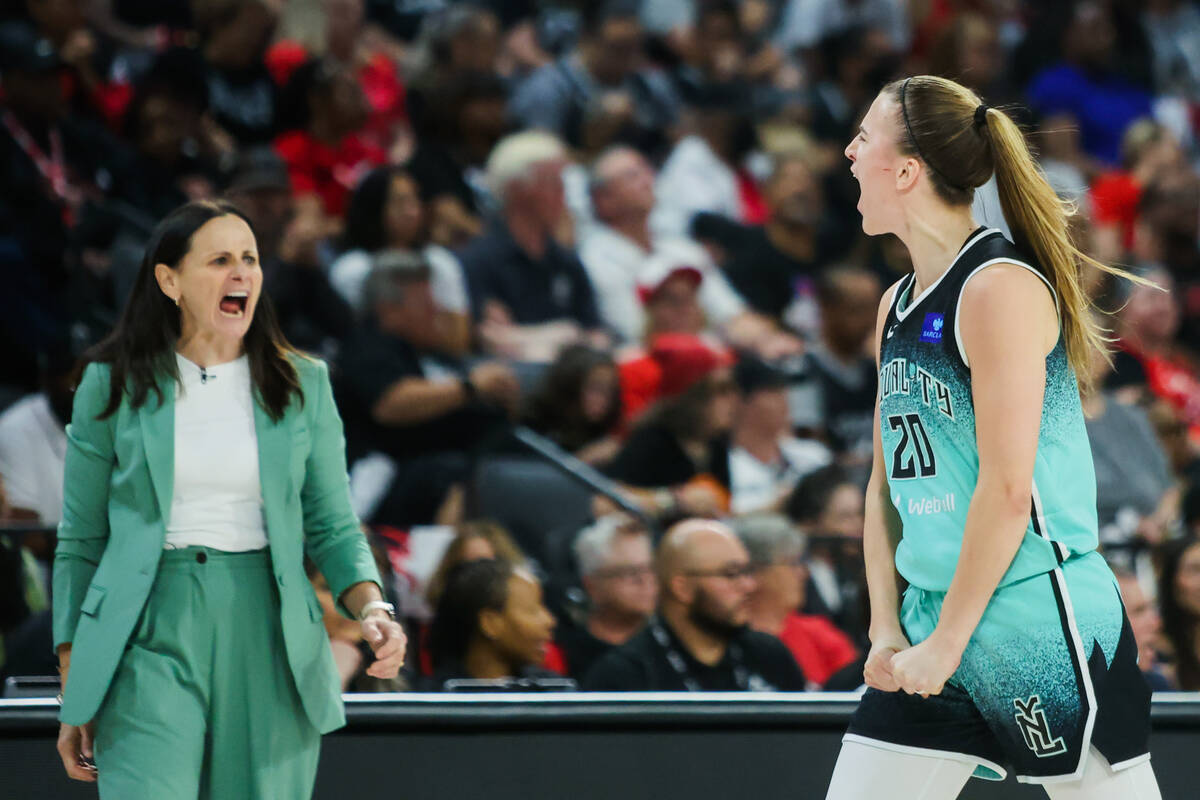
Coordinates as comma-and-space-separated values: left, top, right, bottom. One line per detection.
845, 550, 1152, 785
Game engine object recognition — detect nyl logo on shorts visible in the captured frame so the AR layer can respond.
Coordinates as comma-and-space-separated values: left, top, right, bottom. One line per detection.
920, 313, 944, 343
1013, 695, 1068, 758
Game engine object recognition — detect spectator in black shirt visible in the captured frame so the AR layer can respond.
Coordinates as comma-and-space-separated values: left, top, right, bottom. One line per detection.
557, 514, 657, 680
336, 251, 519, 526
693, 154, 832, 321
426, 559, 565, 691
583, 519, 805, 691
458, 130, 606, 361
194, 0, 280, 145
806, 266, 881, 472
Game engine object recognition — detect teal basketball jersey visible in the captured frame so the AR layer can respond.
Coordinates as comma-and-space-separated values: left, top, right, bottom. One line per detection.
878, 227, 1100, 592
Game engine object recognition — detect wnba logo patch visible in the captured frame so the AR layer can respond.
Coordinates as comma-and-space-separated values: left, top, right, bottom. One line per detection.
1013, 695, 1067, 758
920, 313, 944, 343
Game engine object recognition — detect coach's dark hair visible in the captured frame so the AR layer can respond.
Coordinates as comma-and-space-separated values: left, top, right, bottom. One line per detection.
1158, 536, 1200, 690
84, 200, 304, 422
429, 559, 514, 671
882, 75, 1148, 393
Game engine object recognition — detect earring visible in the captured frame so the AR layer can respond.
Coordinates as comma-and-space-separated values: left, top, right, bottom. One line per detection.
174, 296, 180, 307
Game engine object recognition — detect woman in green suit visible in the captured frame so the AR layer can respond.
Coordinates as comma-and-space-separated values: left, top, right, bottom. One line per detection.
53, 200, 407, 797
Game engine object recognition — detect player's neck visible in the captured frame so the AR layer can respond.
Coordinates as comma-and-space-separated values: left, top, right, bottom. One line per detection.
898, 205, 978, 298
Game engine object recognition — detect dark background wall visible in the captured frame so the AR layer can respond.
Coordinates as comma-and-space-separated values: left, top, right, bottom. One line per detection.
2, 695, 1197, 799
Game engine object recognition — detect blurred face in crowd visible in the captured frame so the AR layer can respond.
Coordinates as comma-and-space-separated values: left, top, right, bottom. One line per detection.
1173, 541, 1200, 617
1142, 170, 1200, 242
954, 14, 1001, 91
511, 158, 567, 230
1065, 1, 1115, 71
738, 386, 790, 439
458, 95, 509, 166
590, 16, 643, 86
448, 11, 501, 74
324, 0, 364, 55
480, 570, 557, 668
1116, 573, 1162, 671
1119, 269, 1180, 348
751, 544, 808, 618
646, 274, 704, 337
156, 215, 262, 346
376, 277, 438, 348
766, 158, 823, 229
585, 532, 658, 619
384, 173, 424, 249
227, 185, 292, 259
580, 363, 619, 423
819, 483, 865, 539
460, 535, 497, 562
136, 93, 200, 167
705, 367, 740, 436
316, 67, 369, 136
26, 0, 85, 42
592, 148, 657, 225
207, 0, 277, 70
844, 93, 909, 237
673, 527, 757, 636
821, 271, 882, 353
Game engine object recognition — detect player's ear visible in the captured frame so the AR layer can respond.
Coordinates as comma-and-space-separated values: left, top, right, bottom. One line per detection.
896, 157, 920, 193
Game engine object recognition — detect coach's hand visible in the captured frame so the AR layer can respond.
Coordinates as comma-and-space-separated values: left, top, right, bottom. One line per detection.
57, 721, 97, 782
890, 634, 961, 698
863, 630, 910, 692
361, 612, 407, 679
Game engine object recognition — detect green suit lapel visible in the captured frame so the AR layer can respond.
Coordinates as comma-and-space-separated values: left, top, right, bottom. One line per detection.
138, 372, 175, 529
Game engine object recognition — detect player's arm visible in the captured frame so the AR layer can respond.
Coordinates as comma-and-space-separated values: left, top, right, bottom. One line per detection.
861, 279, 909, 691
892, 264, 1056, 695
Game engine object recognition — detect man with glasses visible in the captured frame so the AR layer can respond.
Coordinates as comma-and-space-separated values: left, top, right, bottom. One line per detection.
558, 514, 658, 680
582, 519, 805, 691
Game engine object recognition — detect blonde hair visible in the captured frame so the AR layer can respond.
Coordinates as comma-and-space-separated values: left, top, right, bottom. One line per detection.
485, 130, 567, 204
885, 75, 1146, 392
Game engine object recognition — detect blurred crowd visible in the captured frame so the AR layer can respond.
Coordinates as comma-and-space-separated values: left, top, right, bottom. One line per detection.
1, 0, 1200, 695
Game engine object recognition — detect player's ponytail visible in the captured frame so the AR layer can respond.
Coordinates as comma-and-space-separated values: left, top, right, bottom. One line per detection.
886, 75, 1146, 393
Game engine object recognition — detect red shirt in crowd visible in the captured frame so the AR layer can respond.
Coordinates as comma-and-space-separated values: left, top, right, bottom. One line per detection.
273, 129, 385, 217
1089, 170, 1142, 252
777, 612, 859, 688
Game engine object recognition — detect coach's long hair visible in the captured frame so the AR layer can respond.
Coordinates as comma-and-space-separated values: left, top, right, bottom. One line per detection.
882, 75, 1145, 393
84, 200, 305, 422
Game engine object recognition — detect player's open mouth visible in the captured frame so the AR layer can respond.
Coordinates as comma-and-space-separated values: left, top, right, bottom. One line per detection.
219, 291, 248, 318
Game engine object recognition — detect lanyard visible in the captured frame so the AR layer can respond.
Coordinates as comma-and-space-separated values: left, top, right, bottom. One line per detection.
1, 111, 80, 225
648, 616, 755, 692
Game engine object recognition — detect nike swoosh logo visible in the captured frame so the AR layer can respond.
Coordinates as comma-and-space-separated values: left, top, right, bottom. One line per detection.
886, 326, 897, 339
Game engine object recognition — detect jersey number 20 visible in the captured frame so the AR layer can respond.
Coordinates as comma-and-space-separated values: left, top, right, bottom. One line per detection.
888, 413, 937, 479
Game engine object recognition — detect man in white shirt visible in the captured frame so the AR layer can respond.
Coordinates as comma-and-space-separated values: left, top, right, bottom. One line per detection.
580, 146, 796, 354
0, 348, 74, 524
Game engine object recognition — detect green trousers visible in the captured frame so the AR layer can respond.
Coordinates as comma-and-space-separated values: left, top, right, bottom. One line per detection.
94, 546, 321, 799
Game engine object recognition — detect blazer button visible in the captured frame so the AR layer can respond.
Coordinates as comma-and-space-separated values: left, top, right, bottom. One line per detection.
196, 551, 207, 564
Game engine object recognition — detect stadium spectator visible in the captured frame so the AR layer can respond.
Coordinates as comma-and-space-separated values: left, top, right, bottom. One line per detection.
426, 559, 564, 691
734, 513, 857, 688
785, 465, 867, 643
726, 356, 830, 514
1113, 565, 1175, 691
193, 0, 281, 145
558, 514, 658, 679
335, 251, 518, 527
458, 131, 606, 361
583, 518, 805, 690
1089, 120, 1184, 258
330, 165, 470, 353
1157, 536, 1200, 691
1025, 1, 1154, 166
522, 345, 623, 467
508, 0, 677, 155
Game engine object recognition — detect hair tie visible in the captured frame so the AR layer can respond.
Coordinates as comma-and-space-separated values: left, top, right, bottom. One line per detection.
974, 104, 990, 130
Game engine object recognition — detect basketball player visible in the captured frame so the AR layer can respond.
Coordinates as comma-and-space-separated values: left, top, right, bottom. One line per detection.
826, 76, 1161, 799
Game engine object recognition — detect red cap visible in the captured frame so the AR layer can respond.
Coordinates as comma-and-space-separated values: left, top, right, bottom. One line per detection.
649, 333, 734, 398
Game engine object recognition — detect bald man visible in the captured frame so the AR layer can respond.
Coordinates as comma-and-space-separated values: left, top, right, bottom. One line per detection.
582, 519, 806, 691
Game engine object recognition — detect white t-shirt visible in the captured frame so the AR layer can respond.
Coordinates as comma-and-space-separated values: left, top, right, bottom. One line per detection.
650, 135, 741, 239
165, 353, 269, 551
0, 393, 67, 523
578, 226, 746, 343
728, 436, 832, 515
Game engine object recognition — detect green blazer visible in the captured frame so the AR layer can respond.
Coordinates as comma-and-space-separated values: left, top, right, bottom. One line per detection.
52, 353, 381, 733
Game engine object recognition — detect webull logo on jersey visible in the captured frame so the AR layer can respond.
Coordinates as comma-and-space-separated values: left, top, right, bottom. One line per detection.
879, 357, 955, 419
920, 312, 945, 343
906, 492, 957, 515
